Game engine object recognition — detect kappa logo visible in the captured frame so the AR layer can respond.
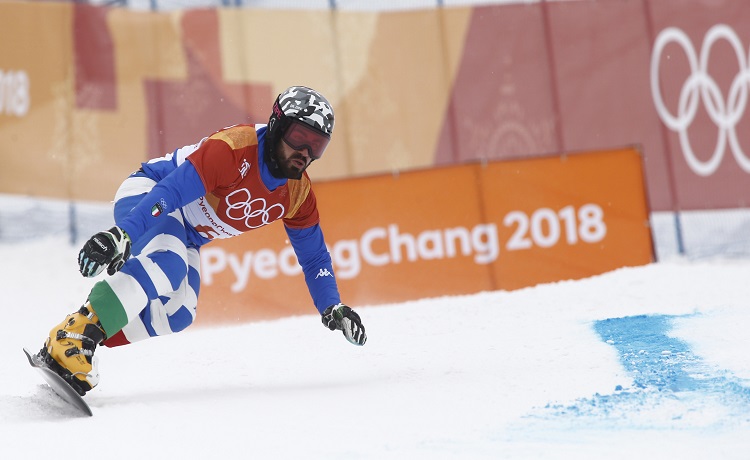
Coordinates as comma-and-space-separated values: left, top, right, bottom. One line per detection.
315, 268, 332, 279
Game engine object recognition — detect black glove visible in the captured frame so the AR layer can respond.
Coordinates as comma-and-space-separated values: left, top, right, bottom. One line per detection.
322, 303, 367, 346
78, 226, 132, 277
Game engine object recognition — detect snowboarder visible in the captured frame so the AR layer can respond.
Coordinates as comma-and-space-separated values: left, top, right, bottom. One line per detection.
37, 86, 367, 396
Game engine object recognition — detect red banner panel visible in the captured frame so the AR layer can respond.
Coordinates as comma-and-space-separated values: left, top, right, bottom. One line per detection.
440, 0, 750, 211
647, 1, 750, 209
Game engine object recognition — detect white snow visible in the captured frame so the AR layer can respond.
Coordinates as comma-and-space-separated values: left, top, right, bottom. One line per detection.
2, 237, 749, 459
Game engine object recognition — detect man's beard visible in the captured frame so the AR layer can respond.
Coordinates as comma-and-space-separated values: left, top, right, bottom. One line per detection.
278, 153, 309, 180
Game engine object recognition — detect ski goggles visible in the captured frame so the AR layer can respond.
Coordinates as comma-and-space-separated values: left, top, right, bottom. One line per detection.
282, 120, 331, 160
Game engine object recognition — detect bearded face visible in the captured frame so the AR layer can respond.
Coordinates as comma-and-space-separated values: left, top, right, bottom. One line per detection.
274, 137, 312, 180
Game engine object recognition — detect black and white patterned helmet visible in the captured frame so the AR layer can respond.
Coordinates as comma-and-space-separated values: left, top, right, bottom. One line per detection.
274, 86, 334, 135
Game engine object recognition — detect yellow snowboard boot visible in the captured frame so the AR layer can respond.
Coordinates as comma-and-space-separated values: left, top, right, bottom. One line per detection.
41, 303, 106, 396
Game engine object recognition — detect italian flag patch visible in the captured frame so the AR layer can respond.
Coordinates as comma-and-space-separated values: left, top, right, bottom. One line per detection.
151, 203, 163, 217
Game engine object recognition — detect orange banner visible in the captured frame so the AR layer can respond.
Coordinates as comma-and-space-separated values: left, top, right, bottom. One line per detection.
196, 146, 653, 325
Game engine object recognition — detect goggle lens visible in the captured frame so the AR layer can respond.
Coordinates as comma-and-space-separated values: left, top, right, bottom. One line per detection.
282, 121, 330, 160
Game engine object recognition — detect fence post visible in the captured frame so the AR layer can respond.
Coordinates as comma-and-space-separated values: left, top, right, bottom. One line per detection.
68, 201, 78, 245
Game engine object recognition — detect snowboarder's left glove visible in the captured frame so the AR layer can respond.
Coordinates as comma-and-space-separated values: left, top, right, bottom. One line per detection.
322, 303, 367, 346
78, 226, 132, 277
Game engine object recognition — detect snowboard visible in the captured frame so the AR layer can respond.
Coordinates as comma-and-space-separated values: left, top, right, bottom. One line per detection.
23, 348, 93, 416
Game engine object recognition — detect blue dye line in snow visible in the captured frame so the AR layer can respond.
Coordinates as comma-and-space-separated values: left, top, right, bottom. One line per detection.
531, 314, 750, 425
594, 314, 705, 392
594, 315, 750, 399
595, 315, 750, 413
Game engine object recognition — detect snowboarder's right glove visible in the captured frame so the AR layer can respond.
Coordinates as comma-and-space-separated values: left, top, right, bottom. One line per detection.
322, 303, 367, 346
78, 226, 132, 277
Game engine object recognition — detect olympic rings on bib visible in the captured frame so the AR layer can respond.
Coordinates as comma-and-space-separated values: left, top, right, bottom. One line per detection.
224, 188, 285, 229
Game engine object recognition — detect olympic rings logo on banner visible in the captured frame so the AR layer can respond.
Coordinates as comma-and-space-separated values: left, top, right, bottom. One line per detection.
651, 24, 750, 176
225, 188, 285, 229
